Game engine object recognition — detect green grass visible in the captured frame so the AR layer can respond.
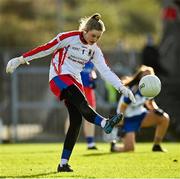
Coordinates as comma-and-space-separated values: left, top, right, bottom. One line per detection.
0, 143, 180, 178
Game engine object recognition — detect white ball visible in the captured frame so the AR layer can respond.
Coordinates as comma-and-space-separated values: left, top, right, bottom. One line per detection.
139, 75, 161, 97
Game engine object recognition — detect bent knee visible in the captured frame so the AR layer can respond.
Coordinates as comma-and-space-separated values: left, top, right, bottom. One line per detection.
164, 112, 170, 121
156, 112, 170, 125
162, 113, 170, 124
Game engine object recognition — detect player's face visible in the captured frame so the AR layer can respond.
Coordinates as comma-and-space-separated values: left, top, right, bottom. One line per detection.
83, 30, 103, 45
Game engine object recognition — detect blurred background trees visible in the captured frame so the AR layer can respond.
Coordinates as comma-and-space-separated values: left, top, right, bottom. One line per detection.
0, 0, 161, 50
0, 0, 180, 142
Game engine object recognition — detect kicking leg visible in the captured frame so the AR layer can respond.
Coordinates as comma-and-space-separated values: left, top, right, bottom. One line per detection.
62, 85, 123, 134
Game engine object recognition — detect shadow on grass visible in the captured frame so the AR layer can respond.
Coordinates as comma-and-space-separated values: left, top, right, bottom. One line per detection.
0, 171, 58, 178
1, 170, 85, 178
83, 151, 152, 157
83, 152, 118, 157
1, 172, 83, 178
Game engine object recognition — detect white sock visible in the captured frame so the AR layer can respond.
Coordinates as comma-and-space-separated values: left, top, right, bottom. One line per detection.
60, 159, 68, 166
101, 119, 106, 128
88, 142, 96, 148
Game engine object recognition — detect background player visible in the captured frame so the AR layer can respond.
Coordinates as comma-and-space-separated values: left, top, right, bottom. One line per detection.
111, 65, 170, 152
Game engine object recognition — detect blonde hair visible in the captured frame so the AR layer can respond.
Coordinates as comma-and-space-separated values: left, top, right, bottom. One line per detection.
79, 13, 106, 32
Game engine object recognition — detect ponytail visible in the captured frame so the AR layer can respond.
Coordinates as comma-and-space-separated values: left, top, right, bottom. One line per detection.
79, 13, 105, 32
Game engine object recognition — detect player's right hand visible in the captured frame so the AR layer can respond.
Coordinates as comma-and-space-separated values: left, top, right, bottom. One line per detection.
119, 86, 136, 104
6, 56, 26, 74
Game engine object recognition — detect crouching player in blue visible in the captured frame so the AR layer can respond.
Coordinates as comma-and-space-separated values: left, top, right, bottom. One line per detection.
111, 65, 170, 152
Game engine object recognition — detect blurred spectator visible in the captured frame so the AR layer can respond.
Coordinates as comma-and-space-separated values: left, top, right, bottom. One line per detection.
174, 0, 180, 13
141, 34, 168, 77
159, 0, 180, 76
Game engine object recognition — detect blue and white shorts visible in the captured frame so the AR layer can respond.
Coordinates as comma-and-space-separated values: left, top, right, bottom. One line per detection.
122, 112, 147, 133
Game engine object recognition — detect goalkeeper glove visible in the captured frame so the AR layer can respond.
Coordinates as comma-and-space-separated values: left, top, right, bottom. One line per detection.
119, 86, 136, 103
6, 56, 29, 74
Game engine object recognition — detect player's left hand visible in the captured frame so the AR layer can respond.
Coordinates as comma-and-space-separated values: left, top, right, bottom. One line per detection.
119, 86, 136, 103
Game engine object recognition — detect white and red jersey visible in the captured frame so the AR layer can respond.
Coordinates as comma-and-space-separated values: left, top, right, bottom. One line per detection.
22, 30, 123, 91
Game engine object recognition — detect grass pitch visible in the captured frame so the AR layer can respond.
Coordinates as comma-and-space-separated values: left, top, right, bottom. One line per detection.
0, 142, 179, 178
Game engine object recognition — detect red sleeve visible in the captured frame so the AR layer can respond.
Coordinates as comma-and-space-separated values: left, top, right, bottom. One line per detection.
23, 38, 59, 58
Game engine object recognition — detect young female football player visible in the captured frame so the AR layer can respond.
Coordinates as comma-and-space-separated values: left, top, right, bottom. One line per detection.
110, 65, 170, 153
6, 13, 135, 172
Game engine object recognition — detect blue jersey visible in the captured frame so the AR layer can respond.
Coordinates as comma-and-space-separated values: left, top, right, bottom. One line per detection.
80, 61, 97, 88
